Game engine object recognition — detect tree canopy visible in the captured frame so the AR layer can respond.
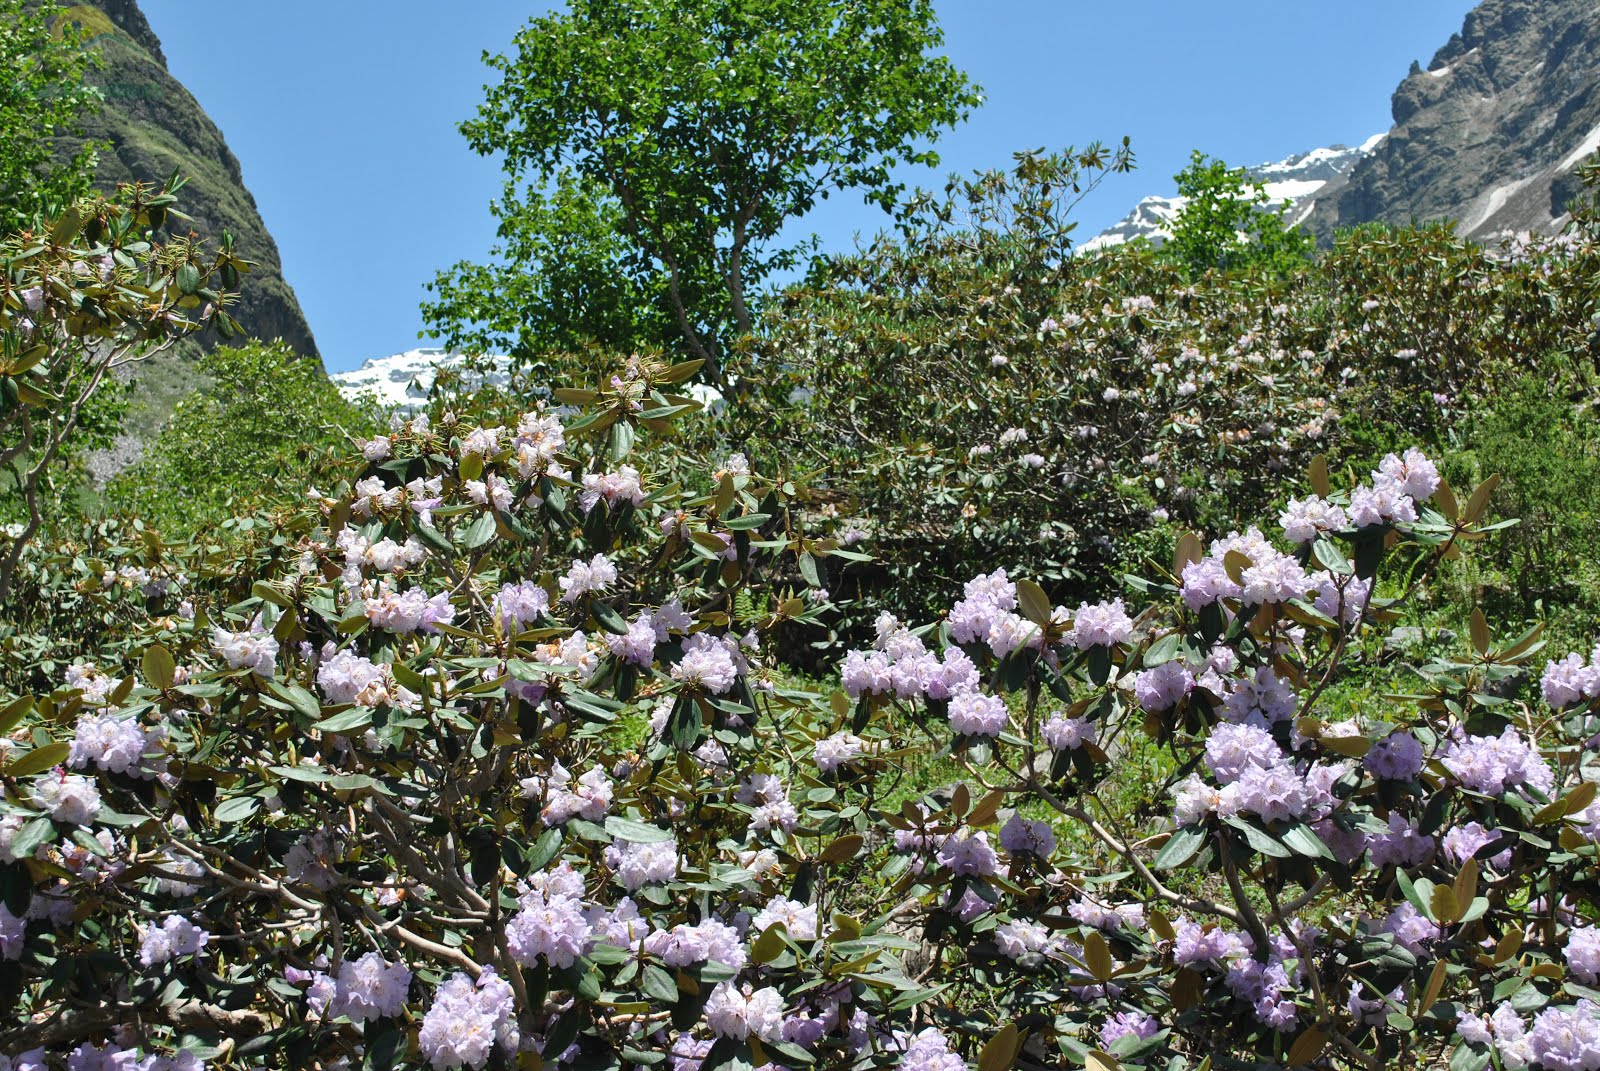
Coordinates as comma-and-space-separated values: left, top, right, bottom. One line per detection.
425, 0, 981, 383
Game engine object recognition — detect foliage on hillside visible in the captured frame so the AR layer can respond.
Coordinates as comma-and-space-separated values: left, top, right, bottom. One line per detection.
105, 341, 381, 533
723, 153, 1600, 654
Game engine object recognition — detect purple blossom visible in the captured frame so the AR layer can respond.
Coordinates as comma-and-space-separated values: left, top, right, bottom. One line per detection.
947, 691, 1008, 738
1365, 732, 1424, 781
1134, 661, 1194, 712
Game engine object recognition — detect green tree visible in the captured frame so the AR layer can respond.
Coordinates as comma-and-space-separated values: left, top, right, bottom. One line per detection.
1162, 150, 1315, 277
106, 341, 381, 532
0, 0, 104, 234
426, 0, 981, 385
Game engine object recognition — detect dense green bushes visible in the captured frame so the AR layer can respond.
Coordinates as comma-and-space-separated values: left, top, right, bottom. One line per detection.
105, 341, 381, 533
722, 154, 1600, 653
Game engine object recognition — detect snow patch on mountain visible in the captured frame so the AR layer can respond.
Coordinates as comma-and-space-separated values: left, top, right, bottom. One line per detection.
1081, 136, 1383, 252
332, 348, 728, 414
329, 348, 513, 410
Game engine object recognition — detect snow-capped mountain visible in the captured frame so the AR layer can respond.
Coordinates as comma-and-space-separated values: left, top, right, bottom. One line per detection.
332, 348, 727, 413
329, 348, 513, 410
1082, 134, 1385, 252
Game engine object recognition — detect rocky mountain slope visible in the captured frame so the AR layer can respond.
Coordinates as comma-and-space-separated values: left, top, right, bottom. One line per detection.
58, 1, 319, 360
1305, 0, 1600, 240
1091, 0, 1600, 248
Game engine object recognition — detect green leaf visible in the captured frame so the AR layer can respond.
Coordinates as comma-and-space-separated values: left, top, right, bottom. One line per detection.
463, 512, 498, 549
591, 600, 629, 635
1016, 579, 1052, 627
724, 513, 770, 531
141, 645, 176, 690
979, 1024, 1019, 1071
0, 695, 33, 735
268, 682, 322, 722
9, 817, 55, 859
1153, 826, 1206, 870
605, 816, 673, 843
315, 707, 374, 734
8, 741, 69, 778
213, 796, 261, 824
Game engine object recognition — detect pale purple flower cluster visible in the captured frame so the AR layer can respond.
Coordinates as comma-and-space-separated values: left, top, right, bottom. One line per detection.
1180, 528, 1311, 609
506, 882, 593, 969
1205, 723, 1284, 782
579, 465, 645, 513
947, 690, 1008, 738
1134, 660, 1194, 712
670, 633, 742, 694
1311, 571, 1371, 625
1347, 984, 1402, 1026
1543, 643, 1600, 709
751, 895, 820, 940
995, 918, 1059, 965
310, 953, 412, 1021
1440, 725, 1554, 797
1442, 820, 1512, 869
1042, 713, 1093, 750
936, 830, 998, 876
418, 968, 519, 1070
364, 583, 454, 634
1365, 731, 1424, 781
735, 774, 799, 833
1380, 902, 1440, 955
948, 569, 1041, 657
606, 837, 678, 891
64, 1046, 204, 1071
1348, 448, 1438, 528
1100, 1011, 1159, 1049
1174, 721, 1345, 826
69, 713, 161, 778
139, 915, 210, 967
1279, 494, 1348, 543
1221, 929, 1310, 1031
897, 1028, 968, 1071
1067, 597, 1134, 649
512, 410, 566, 477
1221, 666, 1298, 725
1071, 895, 1145, 933
32, 771, 102, 825
491, 580, 549, 632
1171, 918, 1249, 967
607, 614, 660, 667
643, 917, 746, 970
64, 663, 116, 703
1488, 1000, 1600, 1071
704, 982, 785, 1042
998, 814, 1056, 857
521, 762, 613, 826
839, 623, 977, 702
558, 554, 617, 602
814, 731, 866, 773
1569, 927, 1600, 984
212, 620, 278, 676
1367, 812, 1433, 868
317, 649, 418, 710
0, 904, 23, 960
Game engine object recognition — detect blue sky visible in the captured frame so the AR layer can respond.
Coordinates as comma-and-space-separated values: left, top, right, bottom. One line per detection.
140, 0, 1479, 373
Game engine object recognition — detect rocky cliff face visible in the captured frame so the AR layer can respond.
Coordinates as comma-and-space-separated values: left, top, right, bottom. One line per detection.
1307, 0, 1600, 240
57, 1, 320, 361
1091, 0, 1600, 248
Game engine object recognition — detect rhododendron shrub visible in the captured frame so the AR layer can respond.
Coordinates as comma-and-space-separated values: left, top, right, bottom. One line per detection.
3, 353, 1600, 1071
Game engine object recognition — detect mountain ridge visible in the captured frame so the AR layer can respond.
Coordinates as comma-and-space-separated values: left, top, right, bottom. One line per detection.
60, 0, 319, 361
